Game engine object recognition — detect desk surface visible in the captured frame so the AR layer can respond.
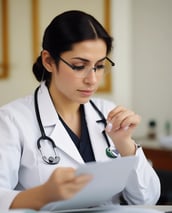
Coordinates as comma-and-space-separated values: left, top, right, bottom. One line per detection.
136, 205, 172, 211
5, 205, 172, 213
136, 137, 172, 150
137, 138, 172, 172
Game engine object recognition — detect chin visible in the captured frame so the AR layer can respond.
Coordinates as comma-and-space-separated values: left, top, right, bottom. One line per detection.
78, 97, 90, 104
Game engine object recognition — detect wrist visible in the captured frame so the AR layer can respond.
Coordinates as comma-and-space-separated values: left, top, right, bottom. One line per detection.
117, 139, 137, 157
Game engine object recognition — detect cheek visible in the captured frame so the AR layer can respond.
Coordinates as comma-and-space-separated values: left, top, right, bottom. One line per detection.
61, 71, 77, 85
97, 75, 105, 86
56, 70, 79, 90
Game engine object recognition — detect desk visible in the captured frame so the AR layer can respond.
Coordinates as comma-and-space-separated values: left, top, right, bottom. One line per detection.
138, 139, 172, 171
5, 205, 172, 212
136, 205, 172, 211
137, 138, 172, 205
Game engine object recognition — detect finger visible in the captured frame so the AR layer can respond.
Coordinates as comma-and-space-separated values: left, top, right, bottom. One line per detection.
108, 110, 135, 131
54, 167, 76, 183
120, 114, 141, 129
106, 112, 141, 133
107, 106, 126, 121
74, 174, 93, 184
68, 174, 93, 190
59, 174, 92, 199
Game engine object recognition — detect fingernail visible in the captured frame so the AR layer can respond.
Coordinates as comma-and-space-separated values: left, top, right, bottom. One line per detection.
123, 126, 129, 131
106, 122, 112, 132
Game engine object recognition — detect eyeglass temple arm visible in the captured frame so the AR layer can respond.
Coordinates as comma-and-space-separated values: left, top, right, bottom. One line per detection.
58, 56, 75, 69
106, 57, 115, 66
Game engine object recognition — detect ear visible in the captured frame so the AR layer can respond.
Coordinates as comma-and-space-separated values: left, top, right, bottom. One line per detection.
41, 50, 55, 72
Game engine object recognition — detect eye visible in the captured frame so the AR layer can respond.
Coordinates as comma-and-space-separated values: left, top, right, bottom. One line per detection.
96, 64, 105, 70
72, 65, 86, 71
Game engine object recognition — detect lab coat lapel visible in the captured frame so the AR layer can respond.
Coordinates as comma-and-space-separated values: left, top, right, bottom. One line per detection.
84, 101, 109, 161
38, 83, 84, 164
50, 121, 84, 164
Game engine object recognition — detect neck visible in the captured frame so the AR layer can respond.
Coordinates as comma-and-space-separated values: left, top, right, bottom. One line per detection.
48, 86, 80, 119
50, 90, 82, 137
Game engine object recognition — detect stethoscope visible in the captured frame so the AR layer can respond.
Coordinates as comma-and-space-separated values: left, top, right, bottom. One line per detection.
34, 86, 118, 165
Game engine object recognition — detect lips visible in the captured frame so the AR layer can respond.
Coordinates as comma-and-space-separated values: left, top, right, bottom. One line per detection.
78, 89, 95, 96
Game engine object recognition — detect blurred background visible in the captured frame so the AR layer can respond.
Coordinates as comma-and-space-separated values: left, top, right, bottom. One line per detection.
0, 0, 172, 204
1, 0, 172, 138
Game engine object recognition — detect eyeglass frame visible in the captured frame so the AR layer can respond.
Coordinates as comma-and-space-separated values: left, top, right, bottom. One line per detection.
57, 56, 115, 78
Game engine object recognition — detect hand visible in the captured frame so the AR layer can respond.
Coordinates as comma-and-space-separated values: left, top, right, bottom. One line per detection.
43, 167, 92, 203
10, 167, 92, 210
105, 106, 141, 156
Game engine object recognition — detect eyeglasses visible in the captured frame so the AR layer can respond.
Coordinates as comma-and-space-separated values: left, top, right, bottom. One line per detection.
58, 56, 115, 78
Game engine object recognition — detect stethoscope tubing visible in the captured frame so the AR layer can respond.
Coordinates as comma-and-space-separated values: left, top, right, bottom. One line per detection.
34, 86, 118, 164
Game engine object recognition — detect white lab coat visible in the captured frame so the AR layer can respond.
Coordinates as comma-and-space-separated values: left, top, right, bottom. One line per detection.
0, 83, 160, 209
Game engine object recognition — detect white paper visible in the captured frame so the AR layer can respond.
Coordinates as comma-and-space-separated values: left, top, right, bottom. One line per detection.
42, 156, 138, 212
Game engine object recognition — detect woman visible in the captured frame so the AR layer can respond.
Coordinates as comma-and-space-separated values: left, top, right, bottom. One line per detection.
0, 10, 160, 210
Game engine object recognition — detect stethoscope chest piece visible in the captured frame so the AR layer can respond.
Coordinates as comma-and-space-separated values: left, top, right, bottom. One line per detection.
106, 147, 118, 158
37, 136, 60, 165
42, 155, 60, 165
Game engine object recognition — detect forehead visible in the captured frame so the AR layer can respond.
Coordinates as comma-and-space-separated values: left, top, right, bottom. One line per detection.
62, 39, 107, 59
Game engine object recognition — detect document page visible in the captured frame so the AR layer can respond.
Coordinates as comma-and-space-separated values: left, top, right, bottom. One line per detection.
42, 156, 138, 212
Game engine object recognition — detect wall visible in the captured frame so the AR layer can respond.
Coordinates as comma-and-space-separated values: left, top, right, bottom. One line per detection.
0, 0, 38, 104
111, 0, 132, 108
131, 0, 172, 137
111, 0, 172, 138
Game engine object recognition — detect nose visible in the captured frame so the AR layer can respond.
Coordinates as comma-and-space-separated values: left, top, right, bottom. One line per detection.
84, 68, 97, 84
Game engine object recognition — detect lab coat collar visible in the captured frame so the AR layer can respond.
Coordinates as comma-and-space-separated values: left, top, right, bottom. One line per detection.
37, 82, 58, 126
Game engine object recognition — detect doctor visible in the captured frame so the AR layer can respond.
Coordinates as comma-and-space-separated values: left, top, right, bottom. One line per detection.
0, 10, 160, 210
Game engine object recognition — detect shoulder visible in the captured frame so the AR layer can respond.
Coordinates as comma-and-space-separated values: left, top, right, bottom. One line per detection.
0, 94, 34, 120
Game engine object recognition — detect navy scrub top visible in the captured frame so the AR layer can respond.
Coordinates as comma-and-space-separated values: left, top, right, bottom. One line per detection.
58, 105, 96, 162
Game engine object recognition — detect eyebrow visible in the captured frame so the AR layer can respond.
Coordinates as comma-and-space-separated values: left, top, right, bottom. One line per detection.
71, 56, 107, 63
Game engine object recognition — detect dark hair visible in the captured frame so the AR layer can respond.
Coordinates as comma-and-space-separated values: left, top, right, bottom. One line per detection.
32, 10, 113, 82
